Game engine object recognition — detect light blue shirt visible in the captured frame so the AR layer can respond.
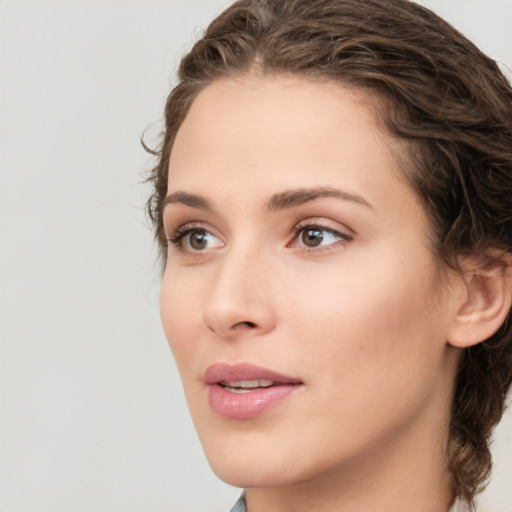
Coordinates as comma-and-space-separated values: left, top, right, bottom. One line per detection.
228, 495, 246, 512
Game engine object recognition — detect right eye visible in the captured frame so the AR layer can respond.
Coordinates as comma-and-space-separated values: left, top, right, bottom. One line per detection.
167, 227, 224, 253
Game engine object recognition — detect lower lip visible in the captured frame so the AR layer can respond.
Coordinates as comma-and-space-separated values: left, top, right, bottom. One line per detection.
208, 383, 302, 420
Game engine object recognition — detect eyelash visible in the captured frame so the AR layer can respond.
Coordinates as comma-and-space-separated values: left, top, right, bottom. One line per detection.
166, 222, 352, 254
166, 225, 197, 246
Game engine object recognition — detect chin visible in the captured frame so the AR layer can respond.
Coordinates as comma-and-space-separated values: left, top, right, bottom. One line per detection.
202, 439, 297, 488
210, 462, 293, 489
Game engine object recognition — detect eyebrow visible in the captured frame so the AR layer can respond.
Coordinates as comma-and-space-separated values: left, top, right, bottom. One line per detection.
266, 187, 372, 211
161, 191, 213, 212
162, 186, 372, 213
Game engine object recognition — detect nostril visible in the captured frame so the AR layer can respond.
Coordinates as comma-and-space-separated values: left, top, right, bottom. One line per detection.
234, 321, 257, 329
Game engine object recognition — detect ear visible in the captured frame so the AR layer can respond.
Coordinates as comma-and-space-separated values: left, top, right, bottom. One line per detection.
448, 251, 512, 348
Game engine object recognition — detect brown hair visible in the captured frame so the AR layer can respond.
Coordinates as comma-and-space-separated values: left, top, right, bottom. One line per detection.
146, 0, 512, 503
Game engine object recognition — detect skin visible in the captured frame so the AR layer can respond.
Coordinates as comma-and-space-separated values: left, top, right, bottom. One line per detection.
160, 75, 467, 512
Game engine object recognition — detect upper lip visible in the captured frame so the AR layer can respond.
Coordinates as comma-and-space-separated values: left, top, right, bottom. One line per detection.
204, 362, 303, 385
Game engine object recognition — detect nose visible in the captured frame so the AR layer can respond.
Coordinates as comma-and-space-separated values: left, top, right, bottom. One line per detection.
202, 249, 277, 340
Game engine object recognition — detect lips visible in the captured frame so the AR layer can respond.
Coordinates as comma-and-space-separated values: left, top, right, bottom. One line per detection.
204, 363, 303, 419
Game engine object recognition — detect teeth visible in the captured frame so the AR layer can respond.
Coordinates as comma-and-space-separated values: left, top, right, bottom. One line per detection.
221, 379, 274, 391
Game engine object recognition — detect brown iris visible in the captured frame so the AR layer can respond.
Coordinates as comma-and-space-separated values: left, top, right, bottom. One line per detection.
189, 230, 209, 250
301, 228, 324, 247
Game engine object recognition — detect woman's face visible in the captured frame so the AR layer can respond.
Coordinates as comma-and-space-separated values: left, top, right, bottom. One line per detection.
160, 76, 461, 488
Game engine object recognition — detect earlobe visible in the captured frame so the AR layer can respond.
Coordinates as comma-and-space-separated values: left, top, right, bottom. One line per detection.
448, 253, 512, 348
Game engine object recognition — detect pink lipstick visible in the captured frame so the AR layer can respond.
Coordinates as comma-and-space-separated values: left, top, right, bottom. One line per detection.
204, 363, 303, 420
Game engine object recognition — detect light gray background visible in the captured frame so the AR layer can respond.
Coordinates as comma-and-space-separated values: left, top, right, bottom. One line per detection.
1, 1, 511, 511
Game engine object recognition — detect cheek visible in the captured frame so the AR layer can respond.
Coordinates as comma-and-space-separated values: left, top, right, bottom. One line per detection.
286, 250, 443, 384
159, 269, 203, 369
279, 257, 448, 454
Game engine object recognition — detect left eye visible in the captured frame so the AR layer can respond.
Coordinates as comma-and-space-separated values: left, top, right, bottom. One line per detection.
169, 228, 223, 252
292, 225, 348, 248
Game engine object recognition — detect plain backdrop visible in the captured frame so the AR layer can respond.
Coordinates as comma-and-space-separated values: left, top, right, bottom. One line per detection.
1, 1, 511, 511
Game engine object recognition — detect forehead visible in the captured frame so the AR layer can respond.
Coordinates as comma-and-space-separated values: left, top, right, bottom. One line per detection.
168, 75, 402, 190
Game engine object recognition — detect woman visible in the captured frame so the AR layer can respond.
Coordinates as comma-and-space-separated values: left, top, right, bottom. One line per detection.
147, 0, 512, 510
